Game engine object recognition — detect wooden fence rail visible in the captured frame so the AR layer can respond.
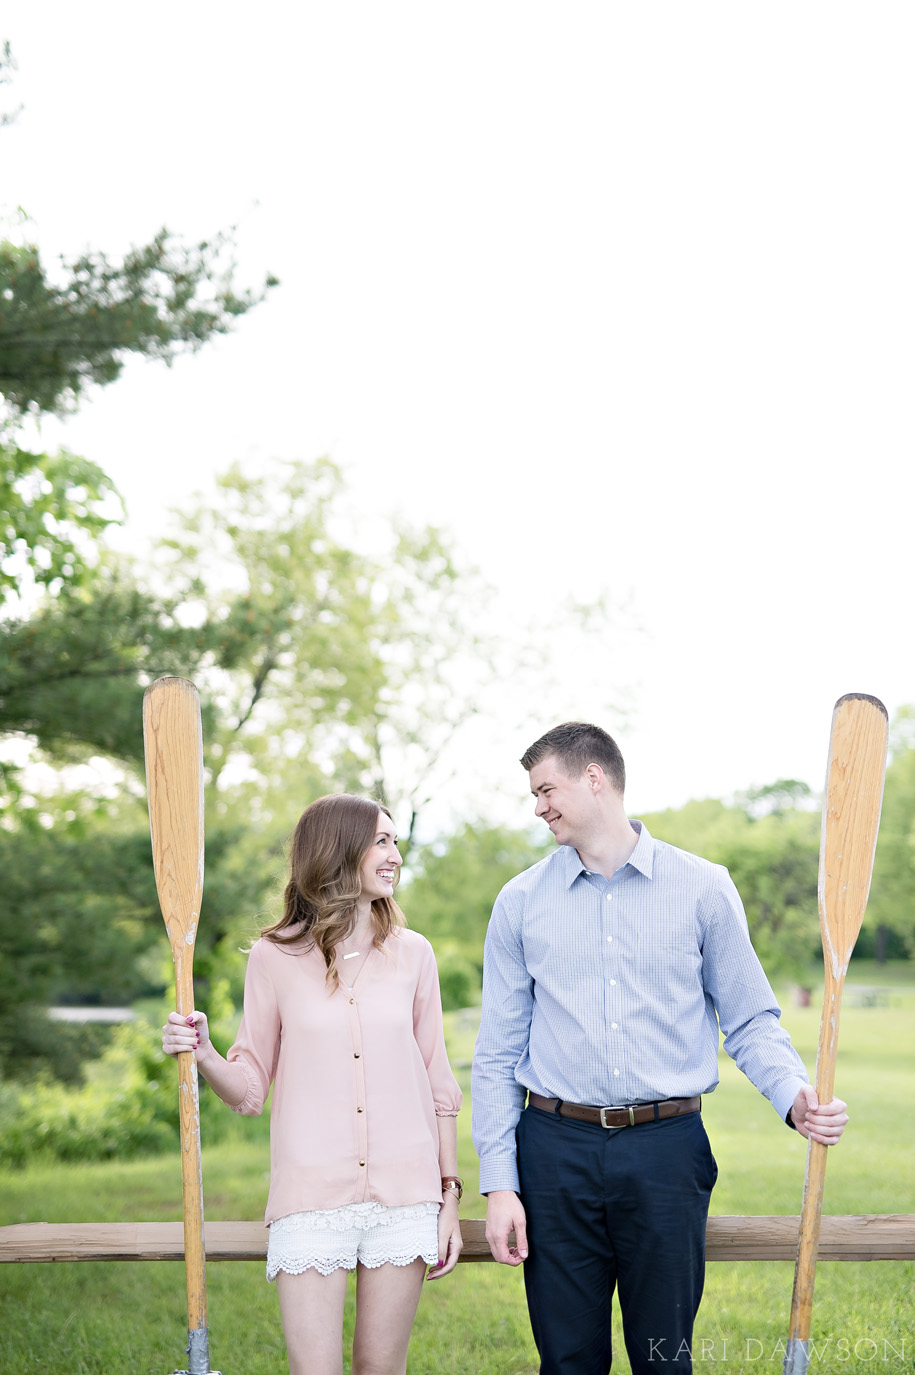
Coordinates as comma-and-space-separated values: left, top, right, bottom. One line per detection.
2, 1216, 912, 1265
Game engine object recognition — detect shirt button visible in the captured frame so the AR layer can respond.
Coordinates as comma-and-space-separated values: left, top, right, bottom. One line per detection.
605, 893, 613, 902
607, 935, 613, 942
613, 1068, 620, 1076
359, 1160, 365, 1166
357, 1106, 364, 1113
354, 1053, 360, 1058
349, 998, 355, 1004
610, 979, 617, 986
611, 1022, 618, 1029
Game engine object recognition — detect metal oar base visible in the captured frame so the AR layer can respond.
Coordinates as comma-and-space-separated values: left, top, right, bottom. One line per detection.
171, 1325, 220, 1375
784, 1337, 809, 1373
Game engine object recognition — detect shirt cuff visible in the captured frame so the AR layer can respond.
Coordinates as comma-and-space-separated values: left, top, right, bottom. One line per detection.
226, 1054, 266, 1115
771, 1076, 808, 1127
478, 1155, 521, 1196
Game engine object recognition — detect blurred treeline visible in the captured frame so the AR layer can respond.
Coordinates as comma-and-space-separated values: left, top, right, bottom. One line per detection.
1, 91, 913, 1162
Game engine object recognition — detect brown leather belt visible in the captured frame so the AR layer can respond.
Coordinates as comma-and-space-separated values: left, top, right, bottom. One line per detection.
529, 1092, 701, 1129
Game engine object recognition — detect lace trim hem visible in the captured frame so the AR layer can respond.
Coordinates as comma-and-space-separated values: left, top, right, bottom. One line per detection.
266, 1201, 440, 1280
267, 1246, 439, 1279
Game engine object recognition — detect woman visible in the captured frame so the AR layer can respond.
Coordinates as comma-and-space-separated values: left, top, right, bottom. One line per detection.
162, 794, 463, 1375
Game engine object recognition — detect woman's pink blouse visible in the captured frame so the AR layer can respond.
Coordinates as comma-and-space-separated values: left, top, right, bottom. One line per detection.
223, 927, 462, 1224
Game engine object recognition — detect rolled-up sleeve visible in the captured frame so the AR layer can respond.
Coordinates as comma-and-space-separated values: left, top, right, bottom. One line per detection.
225, 940, 280, 1116
412, 938, 462, 1116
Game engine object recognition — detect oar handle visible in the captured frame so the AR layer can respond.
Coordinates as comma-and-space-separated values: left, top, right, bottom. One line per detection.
174, 958, 208, 1339
786, 1139, 827, 1373
787, 967, 844, 1354
813, 968, 844, 1107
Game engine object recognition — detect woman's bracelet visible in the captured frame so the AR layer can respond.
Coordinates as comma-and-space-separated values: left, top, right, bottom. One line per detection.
441, 1175, 463, 1202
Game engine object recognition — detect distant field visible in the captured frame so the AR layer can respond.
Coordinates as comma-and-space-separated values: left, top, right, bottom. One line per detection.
1, 973, 912, 1374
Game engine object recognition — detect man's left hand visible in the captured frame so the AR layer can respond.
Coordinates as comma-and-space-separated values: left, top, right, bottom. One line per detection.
790, 1086, 848, 1144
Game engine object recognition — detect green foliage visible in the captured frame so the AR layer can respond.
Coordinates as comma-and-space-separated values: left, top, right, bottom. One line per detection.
0, 796, 275, 1081
0, 449, 491, 1078
0, 445, 122, 598
363, 524, 496, 842
0, 569, 214, 764
161, 457, 388, 788
737, 777, 812, 817
0, 1012, 270, 1169
159, 456, 493, 846
0, 231, 276, 424
404, 823, 550, 979
0, 1020, 175, 1168
0, 803, 160, 1080
429, 944, 481, 1011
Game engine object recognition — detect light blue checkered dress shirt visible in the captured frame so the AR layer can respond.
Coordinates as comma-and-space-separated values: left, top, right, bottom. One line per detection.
471, 821, 809, 1194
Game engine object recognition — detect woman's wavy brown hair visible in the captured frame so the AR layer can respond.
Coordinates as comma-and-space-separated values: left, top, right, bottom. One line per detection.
261, 794, 404, 987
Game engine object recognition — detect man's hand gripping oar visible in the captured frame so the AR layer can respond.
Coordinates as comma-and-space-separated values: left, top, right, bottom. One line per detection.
784, 693, 888, 1375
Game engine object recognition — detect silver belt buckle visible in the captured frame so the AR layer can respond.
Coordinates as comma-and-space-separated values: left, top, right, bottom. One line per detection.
599, 1105, 636, 1128
597, 1100, 632, 1122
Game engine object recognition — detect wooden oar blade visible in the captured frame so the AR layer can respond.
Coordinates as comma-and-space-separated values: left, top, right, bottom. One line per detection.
818, 693, 888, 978
143, 676, 205, 951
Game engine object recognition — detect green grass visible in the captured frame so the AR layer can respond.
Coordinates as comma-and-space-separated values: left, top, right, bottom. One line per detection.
1, 977, 913, 1374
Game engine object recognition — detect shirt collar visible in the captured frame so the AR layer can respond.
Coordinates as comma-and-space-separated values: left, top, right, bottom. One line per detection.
556, 819, 655, 886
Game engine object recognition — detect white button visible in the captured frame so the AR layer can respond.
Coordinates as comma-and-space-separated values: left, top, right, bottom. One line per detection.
605, 893, 613, 902
610, 979, 617, 986
613, 1068, 620, 1076
611, 1022, 618, 1029
607, 935, 613, 942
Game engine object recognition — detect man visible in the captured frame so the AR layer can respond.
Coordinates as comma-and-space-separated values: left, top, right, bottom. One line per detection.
472, 722, 847, 1375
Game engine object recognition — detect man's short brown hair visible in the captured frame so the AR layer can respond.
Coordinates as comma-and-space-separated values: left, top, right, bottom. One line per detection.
520, 722, 626, 795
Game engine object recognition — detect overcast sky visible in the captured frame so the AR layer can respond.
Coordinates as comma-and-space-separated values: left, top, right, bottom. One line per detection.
3, 2, 913, 829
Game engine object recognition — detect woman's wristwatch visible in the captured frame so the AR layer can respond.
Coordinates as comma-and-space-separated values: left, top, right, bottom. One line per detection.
441, 1175, 463, 1203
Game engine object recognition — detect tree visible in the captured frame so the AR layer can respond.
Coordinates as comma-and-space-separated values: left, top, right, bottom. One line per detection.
738, 778, 813, 819
0, 570, 215, 768
0, 104, 276, 589
1, 445, 122, 601
351, 523, 497, 844
160, 456, 495, 846
0, 231, 276, 425
0, 794, 272, 1082
0, 91, 288, 1076
403, 823, 549, 1006
0, 452, 499, 1071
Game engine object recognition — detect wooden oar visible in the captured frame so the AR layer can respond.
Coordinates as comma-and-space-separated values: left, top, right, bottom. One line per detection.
784, 693, 888, 1375
143, 677, 219, 1375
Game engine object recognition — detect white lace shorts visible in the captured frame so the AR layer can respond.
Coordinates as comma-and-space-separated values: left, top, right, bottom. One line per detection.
266, 1201, 441, 1280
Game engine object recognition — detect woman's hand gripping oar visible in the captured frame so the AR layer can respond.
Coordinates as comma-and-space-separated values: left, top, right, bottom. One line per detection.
144, 677, 221, 1375
783, 693, 888, 1375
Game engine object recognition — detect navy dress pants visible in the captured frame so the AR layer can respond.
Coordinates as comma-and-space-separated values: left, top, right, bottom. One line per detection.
516, 1103, 718, 1375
